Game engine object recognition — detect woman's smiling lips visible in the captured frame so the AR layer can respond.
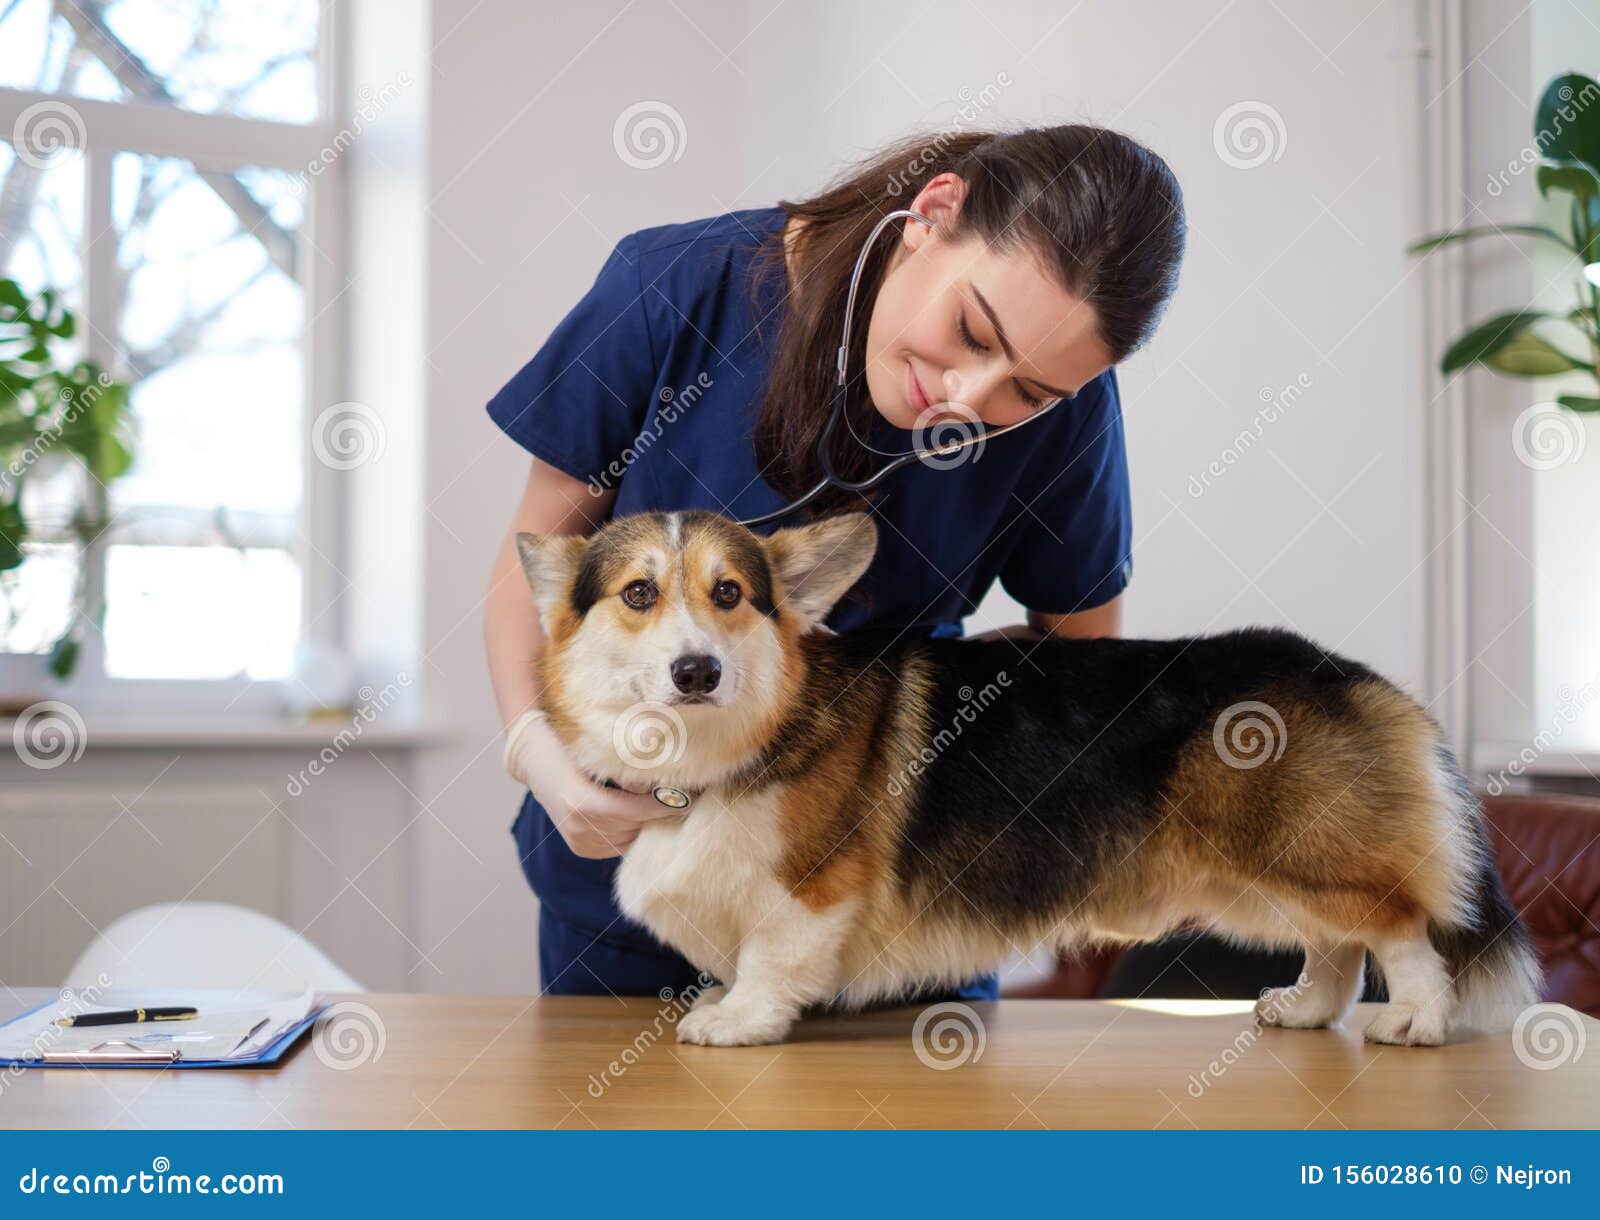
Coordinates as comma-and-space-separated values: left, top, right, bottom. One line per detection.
906, 361, 934, 415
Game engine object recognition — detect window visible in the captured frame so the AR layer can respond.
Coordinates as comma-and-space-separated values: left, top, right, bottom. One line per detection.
0, 0, 342, 709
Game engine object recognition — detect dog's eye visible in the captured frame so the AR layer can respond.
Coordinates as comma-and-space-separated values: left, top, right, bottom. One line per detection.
621, 580, 657, 610
712, 579, 741, 609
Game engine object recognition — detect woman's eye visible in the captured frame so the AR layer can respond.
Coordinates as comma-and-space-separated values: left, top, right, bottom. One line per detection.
622, 580, 657, 610
712, 579, 742, 608
959, 306, 1059, 412
957, 310, 987, 354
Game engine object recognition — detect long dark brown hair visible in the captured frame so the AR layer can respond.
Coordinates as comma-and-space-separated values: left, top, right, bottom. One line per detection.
745, 125, 1186, 519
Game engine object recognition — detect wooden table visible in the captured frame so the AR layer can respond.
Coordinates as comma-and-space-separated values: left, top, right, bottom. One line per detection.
2, 991, 1596, 1129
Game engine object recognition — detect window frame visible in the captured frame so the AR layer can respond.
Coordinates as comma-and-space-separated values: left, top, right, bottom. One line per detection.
0, 5, 347, 716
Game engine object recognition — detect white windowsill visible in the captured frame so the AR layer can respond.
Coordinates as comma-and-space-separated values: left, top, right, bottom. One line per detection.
1, 714, 453, 750
1473, 741, 1600, 780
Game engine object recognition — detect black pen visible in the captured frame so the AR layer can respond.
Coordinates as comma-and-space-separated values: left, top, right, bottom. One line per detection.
53, 1007, 199, 1028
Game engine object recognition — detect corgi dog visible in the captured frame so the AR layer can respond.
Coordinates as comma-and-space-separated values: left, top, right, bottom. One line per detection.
515, 509, 1541, 1048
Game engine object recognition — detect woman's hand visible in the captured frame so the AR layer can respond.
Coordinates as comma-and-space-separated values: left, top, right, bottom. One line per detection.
503, 710, 682, 859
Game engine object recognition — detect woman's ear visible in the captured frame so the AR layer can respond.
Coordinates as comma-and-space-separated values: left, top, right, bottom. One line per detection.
762, 512, 879, 629
906, 171, 967, 241
515, 532, 587, 632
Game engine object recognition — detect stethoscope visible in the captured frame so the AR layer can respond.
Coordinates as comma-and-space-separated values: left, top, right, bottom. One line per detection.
733, 207, 1069, 529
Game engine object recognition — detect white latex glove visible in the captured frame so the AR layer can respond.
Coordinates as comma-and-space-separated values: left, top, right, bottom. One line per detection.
502, 710, 682, 859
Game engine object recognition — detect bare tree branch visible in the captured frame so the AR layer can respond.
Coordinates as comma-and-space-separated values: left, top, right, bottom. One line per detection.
54, 0, 298, 277
124, 261, 275, 382
0, 27, 93, 270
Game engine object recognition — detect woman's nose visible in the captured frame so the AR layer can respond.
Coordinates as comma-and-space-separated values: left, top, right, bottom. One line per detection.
941, 363, 1005, 418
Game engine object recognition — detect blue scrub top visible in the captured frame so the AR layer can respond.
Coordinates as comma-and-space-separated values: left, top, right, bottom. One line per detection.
487, 206, 1134, 997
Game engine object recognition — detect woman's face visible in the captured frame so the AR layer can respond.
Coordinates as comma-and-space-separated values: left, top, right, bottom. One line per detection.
864, 173, 1114, 432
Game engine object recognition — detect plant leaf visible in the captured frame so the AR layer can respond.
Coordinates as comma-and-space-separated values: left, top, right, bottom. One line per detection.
0, 419, 41, 446
1482, 332, 1591, 375
1406, 223, 1576, 255
0, 364, 35, 397
0, 501, 24, 570
1441, 310, 1556, 374
47, 630, 80, 680
1583, 195, 1600, 261
1535, 74, 1600, 169
1537, 158, 1600, 202
1557, 394, 1600, 412
92, 433, 133, 482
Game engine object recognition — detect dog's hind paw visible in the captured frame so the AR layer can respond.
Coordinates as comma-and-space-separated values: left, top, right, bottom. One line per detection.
1363, 1002, 1447, 1046
677, 999, 791, 1046
1255, 985, 1339, 1029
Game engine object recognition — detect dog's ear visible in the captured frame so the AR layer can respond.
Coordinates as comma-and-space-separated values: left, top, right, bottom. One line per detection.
515, 532, 588, 631
763, 512, 878, 629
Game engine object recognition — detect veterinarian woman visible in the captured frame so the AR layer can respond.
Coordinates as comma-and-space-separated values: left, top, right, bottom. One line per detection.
483, 126, 1186, 998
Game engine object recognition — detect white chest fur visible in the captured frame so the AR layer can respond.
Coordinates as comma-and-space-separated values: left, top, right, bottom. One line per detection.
613, 788, 787, 984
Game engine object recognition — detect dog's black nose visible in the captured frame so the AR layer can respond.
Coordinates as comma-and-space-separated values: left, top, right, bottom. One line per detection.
670, 653, 722, 695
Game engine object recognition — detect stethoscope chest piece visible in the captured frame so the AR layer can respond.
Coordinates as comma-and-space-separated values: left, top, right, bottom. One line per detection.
652, 785, 693, 810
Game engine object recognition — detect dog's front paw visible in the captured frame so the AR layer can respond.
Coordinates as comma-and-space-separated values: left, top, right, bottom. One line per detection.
689, 985, 727, 1011
676, 999, 792, 1046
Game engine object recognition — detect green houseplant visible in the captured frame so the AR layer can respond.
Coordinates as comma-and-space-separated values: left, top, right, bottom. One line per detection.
0, 277, 136, 678
1408, 72, 1600, 414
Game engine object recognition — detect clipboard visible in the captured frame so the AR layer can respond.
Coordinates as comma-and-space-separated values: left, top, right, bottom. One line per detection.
43, 1039, 180, 1065
0, 998, 328, 1069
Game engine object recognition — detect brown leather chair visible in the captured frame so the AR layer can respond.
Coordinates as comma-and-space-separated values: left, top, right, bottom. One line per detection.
1484, 791, 1600, 1016
1006, 790, 1600, 1018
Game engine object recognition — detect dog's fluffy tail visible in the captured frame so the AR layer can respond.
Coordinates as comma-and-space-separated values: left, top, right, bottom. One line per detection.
1426, 744, 1542, 1031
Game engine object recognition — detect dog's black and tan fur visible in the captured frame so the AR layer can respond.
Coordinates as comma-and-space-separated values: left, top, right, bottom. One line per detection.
517, 510, 1540, 1047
